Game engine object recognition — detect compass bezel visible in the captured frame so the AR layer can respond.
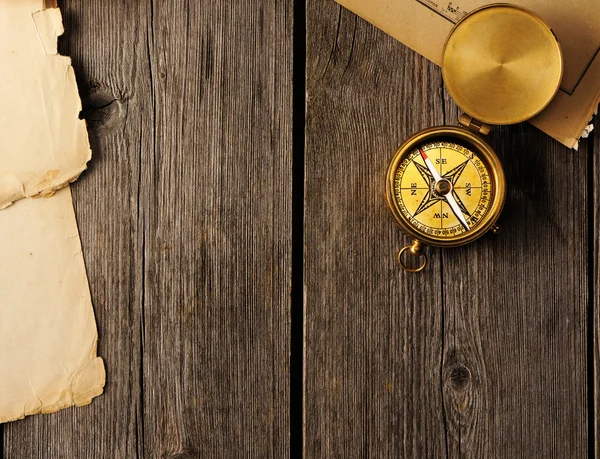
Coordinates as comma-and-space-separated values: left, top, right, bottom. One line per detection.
441, 3, 563, 126
385, 126, 506, 248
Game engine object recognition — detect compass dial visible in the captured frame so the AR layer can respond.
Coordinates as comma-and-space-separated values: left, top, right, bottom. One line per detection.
392, 140, 493, 239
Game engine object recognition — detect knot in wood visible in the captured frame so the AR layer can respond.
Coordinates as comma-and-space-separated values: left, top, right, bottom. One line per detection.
80, 85, 126, 131
448, 365, 471, 391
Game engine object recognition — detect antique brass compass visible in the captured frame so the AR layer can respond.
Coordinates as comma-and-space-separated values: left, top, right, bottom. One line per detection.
386, 4, 563, 272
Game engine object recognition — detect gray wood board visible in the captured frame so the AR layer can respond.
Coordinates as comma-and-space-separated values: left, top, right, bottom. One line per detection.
304, 1, 591, 457
3, 0, 292, 457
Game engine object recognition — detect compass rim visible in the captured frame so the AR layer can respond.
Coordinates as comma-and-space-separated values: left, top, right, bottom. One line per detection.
386, 126, 506, 248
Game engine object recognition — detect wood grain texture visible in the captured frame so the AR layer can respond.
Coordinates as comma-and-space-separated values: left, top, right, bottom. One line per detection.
3, 0, 292, 458
141, 1, 292, 457
304, 2, 591, 456
304, 2, 447, 457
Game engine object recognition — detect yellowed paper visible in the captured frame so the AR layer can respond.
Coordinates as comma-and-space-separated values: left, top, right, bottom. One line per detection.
0, 0, 104, 423
0, 0, 91, 209
336, 0, 600, 148
0, 188, 105, 423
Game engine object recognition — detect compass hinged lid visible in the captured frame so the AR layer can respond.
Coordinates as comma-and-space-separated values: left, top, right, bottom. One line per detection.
441, 3, 563, 126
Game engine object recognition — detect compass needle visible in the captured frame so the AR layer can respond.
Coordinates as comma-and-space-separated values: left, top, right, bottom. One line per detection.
419, 148, 469, 229
419, 148, 442, 182
445, 193, 470, 230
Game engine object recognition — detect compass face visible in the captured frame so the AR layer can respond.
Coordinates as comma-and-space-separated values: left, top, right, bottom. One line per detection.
392, 140, 493, 240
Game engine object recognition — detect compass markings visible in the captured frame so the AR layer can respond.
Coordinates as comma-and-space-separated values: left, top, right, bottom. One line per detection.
394, 142, 493, 237
413, 190, 440, 217
409, 149, 471, 222
444, 159, 469, 186
412, 160, 433, 186
452, 191, 471, 217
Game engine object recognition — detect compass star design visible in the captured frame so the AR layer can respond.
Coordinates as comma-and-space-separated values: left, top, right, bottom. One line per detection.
412, 158, 471, 218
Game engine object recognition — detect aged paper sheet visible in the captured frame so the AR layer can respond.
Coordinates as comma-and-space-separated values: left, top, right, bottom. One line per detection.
0, 0, 91, 208
0, 188, 104, 423
0, 0, 104, 423
336, 0, 600, 148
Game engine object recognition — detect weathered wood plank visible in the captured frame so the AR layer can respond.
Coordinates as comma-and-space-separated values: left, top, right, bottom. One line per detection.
4, 1, 148, 457
137, 1, 293, 457
441, 99, 588, 456
304, 3, 447, 457
4, 0, 293, 457
140, 0, 292, 457
305, 2, 590, 456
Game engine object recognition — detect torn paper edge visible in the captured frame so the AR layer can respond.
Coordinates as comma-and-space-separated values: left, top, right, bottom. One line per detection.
0, 7, 92, 211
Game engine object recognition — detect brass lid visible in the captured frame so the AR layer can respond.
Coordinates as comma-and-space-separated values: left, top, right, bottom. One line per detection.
442, 4, 563, 125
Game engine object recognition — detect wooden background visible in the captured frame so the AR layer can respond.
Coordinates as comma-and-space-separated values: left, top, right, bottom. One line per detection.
1, 0, 598, 457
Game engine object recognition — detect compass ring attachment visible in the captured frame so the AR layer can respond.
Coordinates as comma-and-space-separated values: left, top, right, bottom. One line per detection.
398, 240, 428, 273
